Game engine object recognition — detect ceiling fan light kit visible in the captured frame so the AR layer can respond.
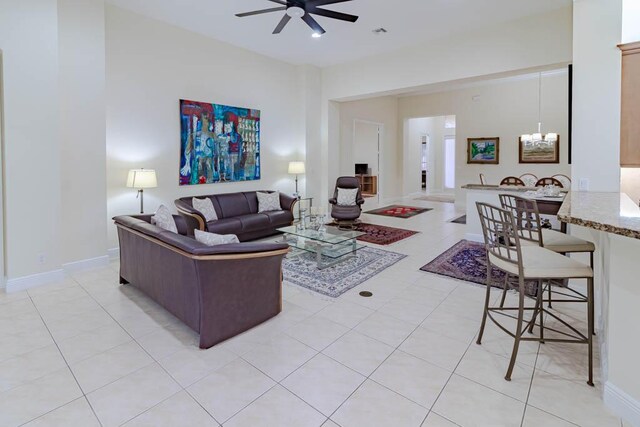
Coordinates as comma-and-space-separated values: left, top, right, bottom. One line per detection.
236, 0, 359, 36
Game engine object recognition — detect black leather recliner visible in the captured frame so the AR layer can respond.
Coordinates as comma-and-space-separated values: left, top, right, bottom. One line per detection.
329, 176, 365, 224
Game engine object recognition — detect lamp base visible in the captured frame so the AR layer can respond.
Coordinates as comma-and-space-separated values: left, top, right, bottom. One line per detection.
138, 189, 145, 214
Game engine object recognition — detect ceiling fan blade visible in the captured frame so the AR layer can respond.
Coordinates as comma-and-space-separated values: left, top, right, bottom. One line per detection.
236, 7, 286, 17
273, 14, 292, 34
307, 0, 352, 7
301, 13, 326, 34
267, 0, 289, 5
308, 7, 358, 22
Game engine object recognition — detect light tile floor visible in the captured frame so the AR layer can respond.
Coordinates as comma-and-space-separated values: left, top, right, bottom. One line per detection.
0, 196, 625, 426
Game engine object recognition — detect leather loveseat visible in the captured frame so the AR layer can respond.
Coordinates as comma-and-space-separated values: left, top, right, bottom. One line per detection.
114, 214, 289, 349
175, 191, 296, 241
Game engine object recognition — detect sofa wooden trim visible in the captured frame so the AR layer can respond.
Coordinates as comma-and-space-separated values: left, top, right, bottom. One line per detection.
115, 224, 289, 261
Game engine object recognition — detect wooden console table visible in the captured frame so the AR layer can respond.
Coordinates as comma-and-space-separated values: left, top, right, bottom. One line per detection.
356, 175, 378, 196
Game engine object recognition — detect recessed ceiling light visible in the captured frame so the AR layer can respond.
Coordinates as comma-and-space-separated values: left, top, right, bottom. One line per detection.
312, 32, 322, 38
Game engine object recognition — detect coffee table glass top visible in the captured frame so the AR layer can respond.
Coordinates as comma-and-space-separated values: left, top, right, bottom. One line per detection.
277, 225, 365, 245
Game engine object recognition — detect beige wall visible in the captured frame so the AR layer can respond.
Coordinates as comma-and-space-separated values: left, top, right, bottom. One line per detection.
59, 0, 107, 265
338, 97, 399, 200
572, 0, 622, 192
399, 72, 571, 205
105, 6, 306, 248
316, 6, 574, 205
0, 0, 62, 280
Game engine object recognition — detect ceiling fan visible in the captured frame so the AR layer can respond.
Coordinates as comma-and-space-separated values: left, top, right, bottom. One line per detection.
236, 0, 359, 36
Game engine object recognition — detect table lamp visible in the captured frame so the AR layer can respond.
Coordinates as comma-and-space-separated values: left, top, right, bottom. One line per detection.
126, 169, 157, 214
288, 161, 305, 198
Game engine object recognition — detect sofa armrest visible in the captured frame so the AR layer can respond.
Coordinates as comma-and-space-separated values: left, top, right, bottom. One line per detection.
280, 193, 297, 212
328, 197, 337, 205
174, 199, 206, 235
191, 242, 289, 257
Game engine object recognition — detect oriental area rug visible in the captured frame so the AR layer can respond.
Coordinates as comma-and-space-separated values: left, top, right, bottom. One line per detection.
365, 205, 432, 219
328, 222, 419, 245
283, 247, 406, 298
420, 240, 538, 295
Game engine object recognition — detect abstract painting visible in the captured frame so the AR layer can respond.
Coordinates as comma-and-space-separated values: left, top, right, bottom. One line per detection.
519, 136, 560, 164
467, 138, 499, 164
179, 99, 260, 185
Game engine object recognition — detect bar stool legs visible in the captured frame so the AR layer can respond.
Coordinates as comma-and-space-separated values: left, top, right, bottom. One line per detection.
587, 276, 594, 386
505, 277, 526, 382
476, 267, 492, 346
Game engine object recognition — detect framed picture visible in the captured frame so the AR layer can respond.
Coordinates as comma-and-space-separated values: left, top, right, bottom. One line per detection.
519, 136, 560, 164
179, 99, 261, 186
467, 138, 500, 164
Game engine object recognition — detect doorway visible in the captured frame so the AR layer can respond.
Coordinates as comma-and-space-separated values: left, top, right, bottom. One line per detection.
404, 115, 456, 197
353, 120, 382, 203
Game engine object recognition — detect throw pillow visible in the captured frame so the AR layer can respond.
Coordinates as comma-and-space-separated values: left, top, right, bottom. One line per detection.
337, 188, 358, 206
192, 197, 218, 222
152, 205, 178, 233
257, 191, 281, 213
194, 229, 240, 246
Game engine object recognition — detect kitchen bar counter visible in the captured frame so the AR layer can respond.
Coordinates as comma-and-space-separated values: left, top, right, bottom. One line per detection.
557, 192, 640, 240
462, 185, 566, 241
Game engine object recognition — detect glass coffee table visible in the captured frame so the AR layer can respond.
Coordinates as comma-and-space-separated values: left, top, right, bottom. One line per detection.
277, 225, 365, 270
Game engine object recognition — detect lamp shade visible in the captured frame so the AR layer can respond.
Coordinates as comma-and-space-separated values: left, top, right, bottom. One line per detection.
288, 161, 305, 175
126, 169, 157, 189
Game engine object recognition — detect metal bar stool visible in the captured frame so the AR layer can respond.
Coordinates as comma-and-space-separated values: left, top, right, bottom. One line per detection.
499, 194, 596, 330
475, 202, 595, 386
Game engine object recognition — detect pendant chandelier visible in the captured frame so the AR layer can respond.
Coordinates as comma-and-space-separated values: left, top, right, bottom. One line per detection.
520, 72, 558, 144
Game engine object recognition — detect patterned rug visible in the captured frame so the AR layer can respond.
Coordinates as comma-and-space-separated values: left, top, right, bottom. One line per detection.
420, 240, 537, 295
283, 246, 406, 298
365, 205, 432, 219
450, 215, 467, 224
328, 223, 419, 245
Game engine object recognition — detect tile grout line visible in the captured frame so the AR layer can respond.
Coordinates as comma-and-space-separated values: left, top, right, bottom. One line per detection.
74, 277, 225, 426
230, 271, 457, 425
22, 279, 105, 427
520, 338, 542, 427
320, 286, 458, 425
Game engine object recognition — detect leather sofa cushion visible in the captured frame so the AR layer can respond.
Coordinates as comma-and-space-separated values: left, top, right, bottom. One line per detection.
207, 218, 243, 235
237, 214, 271, 232
264, 210, 293, 226
214, 193, 252, 218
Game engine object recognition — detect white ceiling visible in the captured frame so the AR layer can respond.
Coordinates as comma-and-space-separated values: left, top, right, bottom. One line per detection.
106, 0, 572, 67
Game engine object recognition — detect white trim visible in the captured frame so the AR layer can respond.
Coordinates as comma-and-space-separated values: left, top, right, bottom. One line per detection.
62, 255, 109, 273
465, 233, 484, 243
6, 269, 66, 293
5, 253, 112, 293
604, 381, 640, 426
108, 247, 119, 260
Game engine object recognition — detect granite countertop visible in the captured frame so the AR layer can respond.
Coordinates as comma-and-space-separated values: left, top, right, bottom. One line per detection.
462, 184, 531, 191
557, 192, 640, 239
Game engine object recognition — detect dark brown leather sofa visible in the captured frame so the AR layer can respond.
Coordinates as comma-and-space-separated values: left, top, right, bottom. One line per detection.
114, 214, 289, 349
175, 191, 296, 240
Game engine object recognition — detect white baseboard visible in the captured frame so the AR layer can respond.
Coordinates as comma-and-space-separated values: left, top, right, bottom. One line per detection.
5, 253, 112, 293
604, 381, 640, 426
63, 255, 109, 273
6, 269, 66, 293
465, 233, 483, 243
107, 247, 119, 260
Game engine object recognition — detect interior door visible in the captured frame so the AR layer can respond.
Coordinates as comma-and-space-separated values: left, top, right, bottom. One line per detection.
353, 120, 381, 202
